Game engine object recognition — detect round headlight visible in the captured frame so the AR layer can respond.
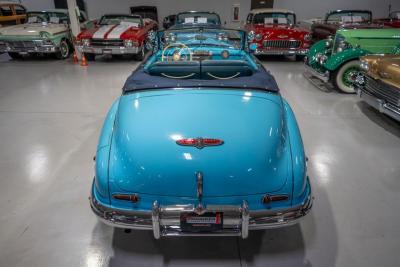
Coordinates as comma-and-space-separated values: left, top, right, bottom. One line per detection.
337, 47, 343, 53
248, 31, 255, 42
319, 55, 328, 65
124, 39, 133, 47
82, 39, 90, 46
325, 40, 332, 48
255, 33, 263, 41
304, 34, 312, 42
360, 60, 369, 71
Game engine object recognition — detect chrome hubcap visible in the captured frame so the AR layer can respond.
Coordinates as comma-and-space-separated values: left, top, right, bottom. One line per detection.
60, 42, 68, 57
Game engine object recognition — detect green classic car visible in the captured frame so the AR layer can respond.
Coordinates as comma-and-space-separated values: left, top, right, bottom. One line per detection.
0, 9, 88, 60
305, 28, 400, 93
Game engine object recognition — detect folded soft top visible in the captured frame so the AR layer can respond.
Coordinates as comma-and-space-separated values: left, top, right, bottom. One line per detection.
123, 66, 279, 92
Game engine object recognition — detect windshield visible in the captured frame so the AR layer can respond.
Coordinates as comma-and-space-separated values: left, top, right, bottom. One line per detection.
176, 12, 221, 25
99, 15, 141, 26
390, 11, 400, 20
27, 12, 68, 24
253, 12, 295, 25
160, 28, 244, 49
326, 11, 371, 24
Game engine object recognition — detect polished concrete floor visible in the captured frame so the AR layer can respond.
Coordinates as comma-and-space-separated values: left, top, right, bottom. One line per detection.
0, 53, 399, 267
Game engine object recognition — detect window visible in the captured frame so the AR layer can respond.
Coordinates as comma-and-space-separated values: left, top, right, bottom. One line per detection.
246, 13, 253, 24
0, 5, 13, 16
14, 5, 26, 15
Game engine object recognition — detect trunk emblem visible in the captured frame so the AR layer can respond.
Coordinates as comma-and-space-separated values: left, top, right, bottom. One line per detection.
176, 138, 224, 149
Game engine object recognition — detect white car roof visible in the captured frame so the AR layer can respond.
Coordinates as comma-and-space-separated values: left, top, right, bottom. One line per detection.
250, 8, 295, 15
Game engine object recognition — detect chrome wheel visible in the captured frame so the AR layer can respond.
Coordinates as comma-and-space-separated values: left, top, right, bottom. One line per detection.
334, 60, 360, 93
56, 40, 70, 59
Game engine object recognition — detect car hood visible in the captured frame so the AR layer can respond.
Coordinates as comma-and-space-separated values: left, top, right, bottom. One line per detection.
364, 55, 400, 87
253, 24, 309, 39
109, 89, 290, 197
0, 23, 67, 36
78, 24, 141, 40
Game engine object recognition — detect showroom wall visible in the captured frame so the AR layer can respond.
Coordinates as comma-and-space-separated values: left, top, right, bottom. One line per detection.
19, 0, 54, 11
82, 0, 251, 28
19, 0, 400, 24
274, 0, 400, 20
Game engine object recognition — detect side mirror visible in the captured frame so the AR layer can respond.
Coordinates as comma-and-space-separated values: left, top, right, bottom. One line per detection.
249, 43, 257, 52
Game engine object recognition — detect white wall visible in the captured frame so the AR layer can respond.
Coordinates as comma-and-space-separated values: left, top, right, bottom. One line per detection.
274, 0, 400, 20
19, 0, 54, 11
20, 0, 400, 24
83, 0, 251, 28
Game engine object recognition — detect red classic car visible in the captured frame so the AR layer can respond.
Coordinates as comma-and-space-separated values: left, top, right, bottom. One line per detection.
245, 8, 311, 60
76, 14, 158, 61
374, 11, 400, 28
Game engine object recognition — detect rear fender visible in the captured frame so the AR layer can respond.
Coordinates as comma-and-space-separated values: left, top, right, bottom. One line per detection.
282, 99, 307, 204
94, 98, 121, 204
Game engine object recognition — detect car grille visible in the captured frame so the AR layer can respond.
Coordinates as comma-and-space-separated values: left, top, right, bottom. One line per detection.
263, 40, 301, 49
364, 75, 400, 107
91, 39, 124, 47
7, 41, 36, 49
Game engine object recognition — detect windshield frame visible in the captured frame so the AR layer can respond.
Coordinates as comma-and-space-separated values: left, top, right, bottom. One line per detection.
157, 27, 247, 51
98, 14, 143, 26
325, 10, 372, 24
175, 12, 221, 26
26, 11, 69, 24
252, 12, 296, 25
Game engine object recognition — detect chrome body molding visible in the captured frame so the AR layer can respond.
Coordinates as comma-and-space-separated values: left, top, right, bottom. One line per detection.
304, 63, 330, 83
254, 48, 309, 56
90, 187, 313, 239
77, 45, 141, 55
356, 87, 400, 122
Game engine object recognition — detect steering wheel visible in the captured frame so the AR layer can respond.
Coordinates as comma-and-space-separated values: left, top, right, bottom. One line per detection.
161, 43, 193, 62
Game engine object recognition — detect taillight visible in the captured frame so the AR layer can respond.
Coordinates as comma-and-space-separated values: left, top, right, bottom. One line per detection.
261, 194, 289, 204
113, 194, 140, 203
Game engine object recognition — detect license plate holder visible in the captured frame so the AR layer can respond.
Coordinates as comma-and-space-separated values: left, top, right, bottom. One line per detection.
103, 49, 112, 54
180, 212, 223, 232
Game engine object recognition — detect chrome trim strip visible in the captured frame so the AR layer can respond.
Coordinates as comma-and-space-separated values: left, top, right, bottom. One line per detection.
304, 63, 330, 83
254, 48, 309, 56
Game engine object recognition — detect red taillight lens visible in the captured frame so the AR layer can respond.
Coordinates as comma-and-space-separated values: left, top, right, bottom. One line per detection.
262, 195, 289, 204
113, 194, 140, 203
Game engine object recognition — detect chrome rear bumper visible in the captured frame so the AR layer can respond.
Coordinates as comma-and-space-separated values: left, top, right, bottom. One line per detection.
90, 189, 313, 239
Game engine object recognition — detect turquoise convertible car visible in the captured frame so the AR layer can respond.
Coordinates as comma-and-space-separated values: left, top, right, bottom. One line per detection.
90, 27, 313, 238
